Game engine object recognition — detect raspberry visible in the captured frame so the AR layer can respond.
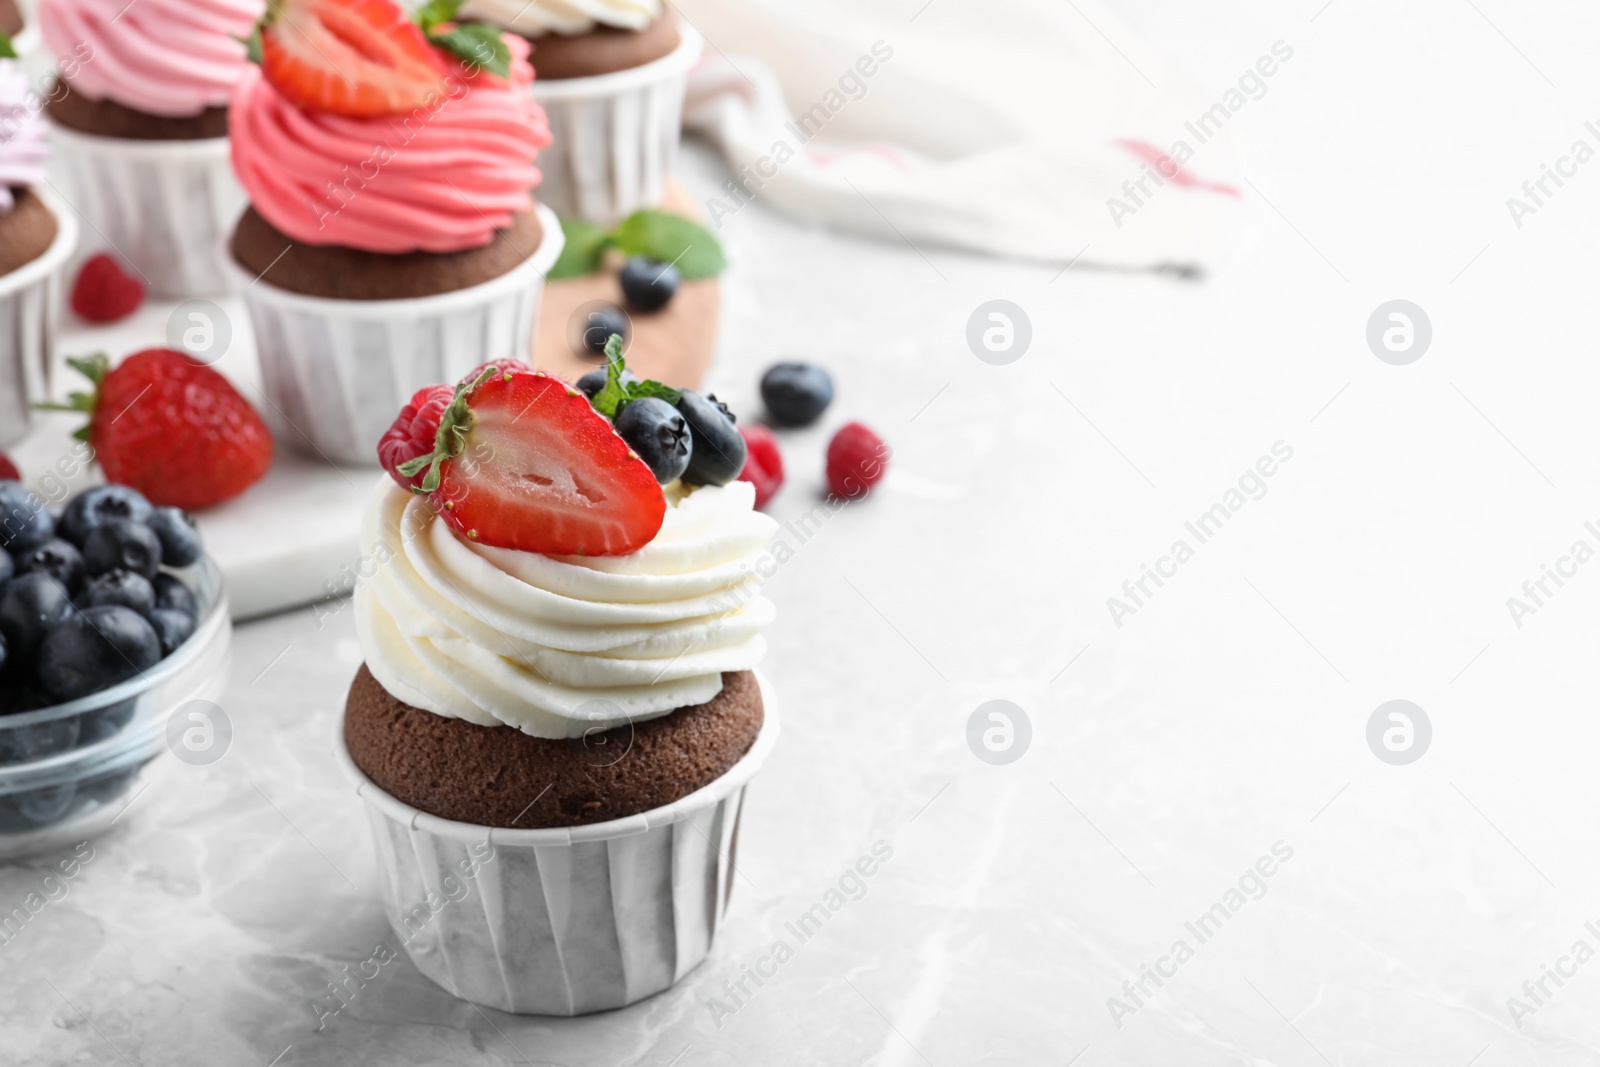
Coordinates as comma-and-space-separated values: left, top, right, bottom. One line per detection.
825, 422, 888, 500
70, 254, 144, 324
377, 384, 453, 491
736, 425, 783, 509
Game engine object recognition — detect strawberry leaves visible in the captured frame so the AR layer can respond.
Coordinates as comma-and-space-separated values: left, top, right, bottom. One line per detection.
35, 354, 111, 443
0, 31, 16, 59
548, 210, 727, 281
396, 365, 497, 492
589, 335, 681, 419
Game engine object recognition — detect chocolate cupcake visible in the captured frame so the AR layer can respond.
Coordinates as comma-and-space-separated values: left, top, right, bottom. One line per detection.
0, 57, 76, 449
38, 0, 261, 295
224, 0, 563, 464
460, 0, 702, 220
335, 362, 779, 1015
344, 664, 764, 828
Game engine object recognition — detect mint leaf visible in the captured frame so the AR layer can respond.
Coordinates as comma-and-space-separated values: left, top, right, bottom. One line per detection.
611, 210, 727, 280
589, 336, 682, 419
0, 31, 15, 60
548, 218, 610, 280
626, 380, 682, 406
591, 335, 631, 419
430, 24, 511, 77
415, 0, 461, 31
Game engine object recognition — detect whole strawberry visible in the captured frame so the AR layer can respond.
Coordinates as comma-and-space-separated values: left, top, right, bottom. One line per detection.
45, 351, 274, 510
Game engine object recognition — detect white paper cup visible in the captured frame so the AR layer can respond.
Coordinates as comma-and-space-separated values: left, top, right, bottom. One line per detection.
531, 24, 702, 223
46, 122, 244, 299
0, 187, 76, 449
224, 201, 564, 467
333, 670, 779, 1016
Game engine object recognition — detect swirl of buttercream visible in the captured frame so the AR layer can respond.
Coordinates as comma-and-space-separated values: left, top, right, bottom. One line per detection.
354, 476, 778, 738
39, 0, 263, 117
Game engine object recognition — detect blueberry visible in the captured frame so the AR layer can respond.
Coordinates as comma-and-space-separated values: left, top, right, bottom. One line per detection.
80, 765, 138, 803
82, 518, 162, 579
760, 362, 835, 428
37, 606, 161, 702
146, 507, 202, 567
0, 712, 80, 765
59, 485, 152, 547
18, 539, 86, 595
576, 366, 636, 400
0, 572, 72, 659
619, 256, 680, 313
148, 608, 196, 656
0, 630, 6, 676
152, 573, 197, 619
0, 678, 50, 716
15, 783, 77, 824
676, 391, 747, 486
615, 398, 691, 483
0, 481, 54, 554
580, 307, 630, 357
78, 698, 137, 746
80, 569, 156, 618
0, 546, 12, 585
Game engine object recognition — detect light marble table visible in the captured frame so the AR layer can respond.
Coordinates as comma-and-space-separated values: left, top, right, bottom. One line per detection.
8, 1, 1600, 1062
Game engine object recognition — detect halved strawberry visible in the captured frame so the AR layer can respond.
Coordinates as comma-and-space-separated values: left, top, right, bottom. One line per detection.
259, 0, 450, 117
398, 369, 665, 556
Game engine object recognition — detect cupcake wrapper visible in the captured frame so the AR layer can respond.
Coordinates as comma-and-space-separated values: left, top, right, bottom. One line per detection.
531, 26, 703, 223
226, 202, 565, 467
47, 125, 245, 299
0, 190, 77, 450
334, 671, 779, 1016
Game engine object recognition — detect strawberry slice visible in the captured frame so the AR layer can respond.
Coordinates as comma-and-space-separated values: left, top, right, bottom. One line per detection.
398, 369, 665, 556
259, 0, 450, 118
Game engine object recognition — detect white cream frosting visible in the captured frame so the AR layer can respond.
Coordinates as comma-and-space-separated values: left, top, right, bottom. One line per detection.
458, 0, 660, 36
354, 476, 776, 738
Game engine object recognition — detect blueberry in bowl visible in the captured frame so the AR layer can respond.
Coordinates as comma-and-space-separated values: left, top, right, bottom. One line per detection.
0, 482, 231, 854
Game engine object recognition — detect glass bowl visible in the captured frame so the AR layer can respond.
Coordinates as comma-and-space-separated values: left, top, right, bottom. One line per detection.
0, 558, 230, 766
0, 558, 231, 859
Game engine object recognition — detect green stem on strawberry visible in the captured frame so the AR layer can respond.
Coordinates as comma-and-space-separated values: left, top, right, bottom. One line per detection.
34, 354, 111, 443
396, 365, 499, 493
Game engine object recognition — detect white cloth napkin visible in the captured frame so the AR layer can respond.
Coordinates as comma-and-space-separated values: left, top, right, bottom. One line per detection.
675, 0, 1248, 271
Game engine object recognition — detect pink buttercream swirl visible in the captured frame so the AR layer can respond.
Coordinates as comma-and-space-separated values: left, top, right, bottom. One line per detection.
0, 60, 49, 214
230, 33, 550, 255
39, 0, 264, 117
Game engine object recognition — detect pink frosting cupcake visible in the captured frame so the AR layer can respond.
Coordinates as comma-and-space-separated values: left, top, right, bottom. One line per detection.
223, 0, 564, 466
37, 0, 263, 296
40, 0, 263, 134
